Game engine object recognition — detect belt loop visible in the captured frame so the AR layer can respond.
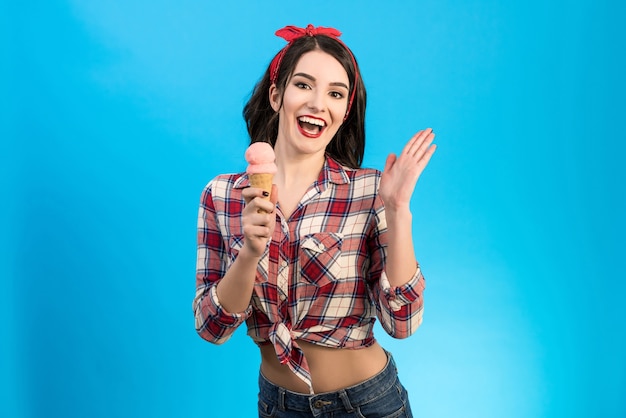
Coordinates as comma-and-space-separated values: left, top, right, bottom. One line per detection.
386, 350, 397, 373
278, 387, 286, 411
338, 390, 355, 413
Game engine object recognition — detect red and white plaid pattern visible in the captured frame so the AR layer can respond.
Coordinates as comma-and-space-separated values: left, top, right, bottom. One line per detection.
193, 157, 425, 393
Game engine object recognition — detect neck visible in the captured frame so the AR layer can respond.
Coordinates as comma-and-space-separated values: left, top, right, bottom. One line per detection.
273, 146, 325, 191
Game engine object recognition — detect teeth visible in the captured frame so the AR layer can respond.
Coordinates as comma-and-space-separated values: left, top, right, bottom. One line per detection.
298, 116, 325, 127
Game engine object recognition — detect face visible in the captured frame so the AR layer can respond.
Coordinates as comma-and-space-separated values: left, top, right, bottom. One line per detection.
269, 49, 349, 159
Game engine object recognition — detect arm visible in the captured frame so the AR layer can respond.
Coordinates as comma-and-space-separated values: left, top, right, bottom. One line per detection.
193, 181, 277, 344
379, 128, 436, 287
367, 198, 426, 339
370, 128, 436, 337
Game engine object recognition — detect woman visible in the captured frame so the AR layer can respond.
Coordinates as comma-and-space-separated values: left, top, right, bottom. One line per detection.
194, 24, 436, 417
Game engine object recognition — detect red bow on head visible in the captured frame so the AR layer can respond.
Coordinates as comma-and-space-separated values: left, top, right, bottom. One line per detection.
268, 24, 358, 121
275, 24, 342, 43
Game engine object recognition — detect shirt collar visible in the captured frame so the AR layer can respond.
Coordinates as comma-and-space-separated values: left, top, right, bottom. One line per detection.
233, 156, 351, 190
320, 156, 351, 186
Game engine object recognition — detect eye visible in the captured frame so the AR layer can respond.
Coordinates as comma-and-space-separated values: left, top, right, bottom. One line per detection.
329, 91, 345, 99
294, 81, 311, 90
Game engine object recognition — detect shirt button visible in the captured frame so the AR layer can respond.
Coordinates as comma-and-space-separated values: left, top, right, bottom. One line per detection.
281, 260, 288, 268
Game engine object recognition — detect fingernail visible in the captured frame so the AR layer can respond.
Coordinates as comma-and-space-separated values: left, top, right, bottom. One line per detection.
262, 191, 269, 197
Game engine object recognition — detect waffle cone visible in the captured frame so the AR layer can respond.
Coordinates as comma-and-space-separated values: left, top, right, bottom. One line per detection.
248, 173, 274, 199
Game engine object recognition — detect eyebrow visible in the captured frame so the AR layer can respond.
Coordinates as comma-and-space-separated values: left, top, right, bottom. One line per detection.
292, 72, 349, 90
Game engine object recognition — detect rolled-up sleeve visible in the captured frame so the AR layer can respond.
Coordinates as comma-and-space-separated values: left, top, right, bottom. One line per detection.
193, 285, 252, 344
376, 266, 425, 338
193, 182, 250, 344
366, 193, 426, 339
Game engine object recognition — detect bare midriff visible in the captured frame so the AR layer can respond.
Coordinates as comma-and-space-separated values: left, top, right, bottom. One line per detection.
259, 340, 388, 394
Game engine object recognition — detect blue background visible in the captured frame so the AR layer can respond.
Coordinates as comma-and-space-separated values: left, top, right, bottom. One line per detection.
2, 1, 625, 417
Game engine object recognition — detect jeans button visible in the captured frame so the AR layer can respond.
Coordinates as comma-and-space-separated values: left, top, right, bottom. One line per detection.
313, 400, 330, 408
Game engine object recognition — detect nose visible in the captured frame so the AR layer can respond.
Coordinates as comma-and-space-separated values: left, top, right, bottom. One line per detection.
307, 90, 326, 113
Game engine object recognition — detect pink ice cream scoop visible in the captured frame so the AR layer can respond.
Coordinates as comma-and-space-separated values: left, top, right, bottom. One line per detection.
244, 143, 276, 211
245, 142, 277, 174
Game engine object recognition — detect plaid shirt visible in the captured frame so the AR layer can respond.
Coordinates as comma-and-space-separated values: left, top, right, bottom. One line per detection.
193, 157, 425, 393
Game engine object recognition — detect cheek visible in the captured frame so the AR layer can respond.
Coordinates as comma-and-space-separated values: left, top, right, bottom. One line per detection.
280, 94, 300, 118
326, 117, 344, 139
330, 101, 348, 122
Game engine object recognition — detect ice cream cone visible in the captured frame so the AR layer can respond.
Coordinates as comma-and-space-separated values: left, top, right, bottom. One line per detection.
245, 142, 276, 213
248, 173, 274, 200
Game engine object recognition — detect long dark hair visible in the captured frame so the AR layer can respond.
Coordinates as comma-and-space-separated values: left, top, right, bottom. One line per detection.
243, 35, 366, 169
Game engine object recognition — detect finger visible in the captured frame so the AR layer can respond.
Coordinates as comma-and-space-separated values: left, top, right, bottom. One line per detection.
242, 186, 269, 205
252, 185, 276, 213
256, 184, 278, 215
383, 153, 397, 173
406, 128, 433, 157
418, 143, 437, 168
243, 223, 272, 239
401, 130, 424, 155
406, 134, 434, 163
255, 197, 275, 214
244, 205, 274, 228
414, 132, 436, 160
243, 199, 272, 217
401, 128, 429, 155
241, 187, 269, 212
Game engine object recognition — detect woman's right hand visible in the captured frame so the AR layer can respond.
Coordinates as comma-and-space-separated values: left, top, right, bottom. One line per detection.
214, 185, 278, 314
241, 185, 278, 257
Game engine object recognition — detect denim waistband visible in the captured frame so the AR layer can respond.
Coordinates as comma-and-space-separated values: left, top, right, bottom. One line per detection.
258, 351, 398, 416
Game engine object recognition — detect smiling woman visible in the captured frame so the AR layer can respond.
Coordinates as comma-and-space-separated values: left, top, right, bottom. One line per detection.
270, 51, 350, 156
192, 24, 436, 417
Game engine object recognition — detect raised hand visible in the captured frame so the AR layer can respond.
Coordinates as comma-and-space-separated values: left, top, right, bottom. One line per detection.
379, 128, 436, 211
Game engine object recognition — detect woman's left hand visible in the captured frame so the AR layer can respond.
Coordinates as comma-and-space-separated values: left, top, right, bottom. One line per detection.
379, 128, 437, 211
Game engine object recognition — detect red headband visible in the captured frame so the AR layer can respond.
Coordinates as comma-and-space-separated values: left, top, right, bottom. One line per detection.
269, 24, 359, 121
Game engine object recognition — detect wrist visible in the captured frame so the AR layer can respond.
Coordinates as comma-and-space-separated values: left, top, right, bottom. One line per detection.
385, 205, 412, 224
237, 244, 264, 263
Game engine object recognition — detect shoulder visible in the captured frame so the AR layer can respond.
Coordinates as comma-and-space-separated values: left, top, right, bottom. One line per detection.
343, 166, 381, 180
341, 166, 382, 197
204, 172, 245, 192
200, 173, 246, 205
326, 157, 381, 191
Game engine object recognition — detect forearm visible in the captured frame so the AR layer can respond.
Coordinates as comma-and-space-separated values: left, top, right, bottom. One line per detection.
215, 246, 260, 313
374, 206, 425, 338
384, 206, 418, 287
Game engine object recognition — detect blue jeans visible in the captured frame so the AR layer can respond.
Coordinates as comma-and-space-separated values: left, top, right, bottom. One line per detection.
257, 352, 413, 417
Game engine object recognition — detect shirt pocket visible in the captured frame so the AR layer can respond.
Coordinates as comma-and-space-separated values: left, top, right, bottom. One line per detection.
299, 232, 344, 287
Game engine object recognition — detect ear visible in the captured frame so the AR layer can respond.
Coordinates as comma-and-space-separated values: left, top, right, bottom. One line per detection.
269, 83, 281, 112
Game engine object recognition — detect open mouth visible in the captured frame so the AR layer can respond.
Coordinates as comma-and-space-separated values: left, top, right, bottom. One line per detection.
297, 116, 326, 138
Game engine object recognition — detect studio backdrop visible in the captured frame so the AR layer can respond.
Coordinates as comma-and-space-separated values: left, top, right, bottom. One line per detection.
2, 1, 624, 417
